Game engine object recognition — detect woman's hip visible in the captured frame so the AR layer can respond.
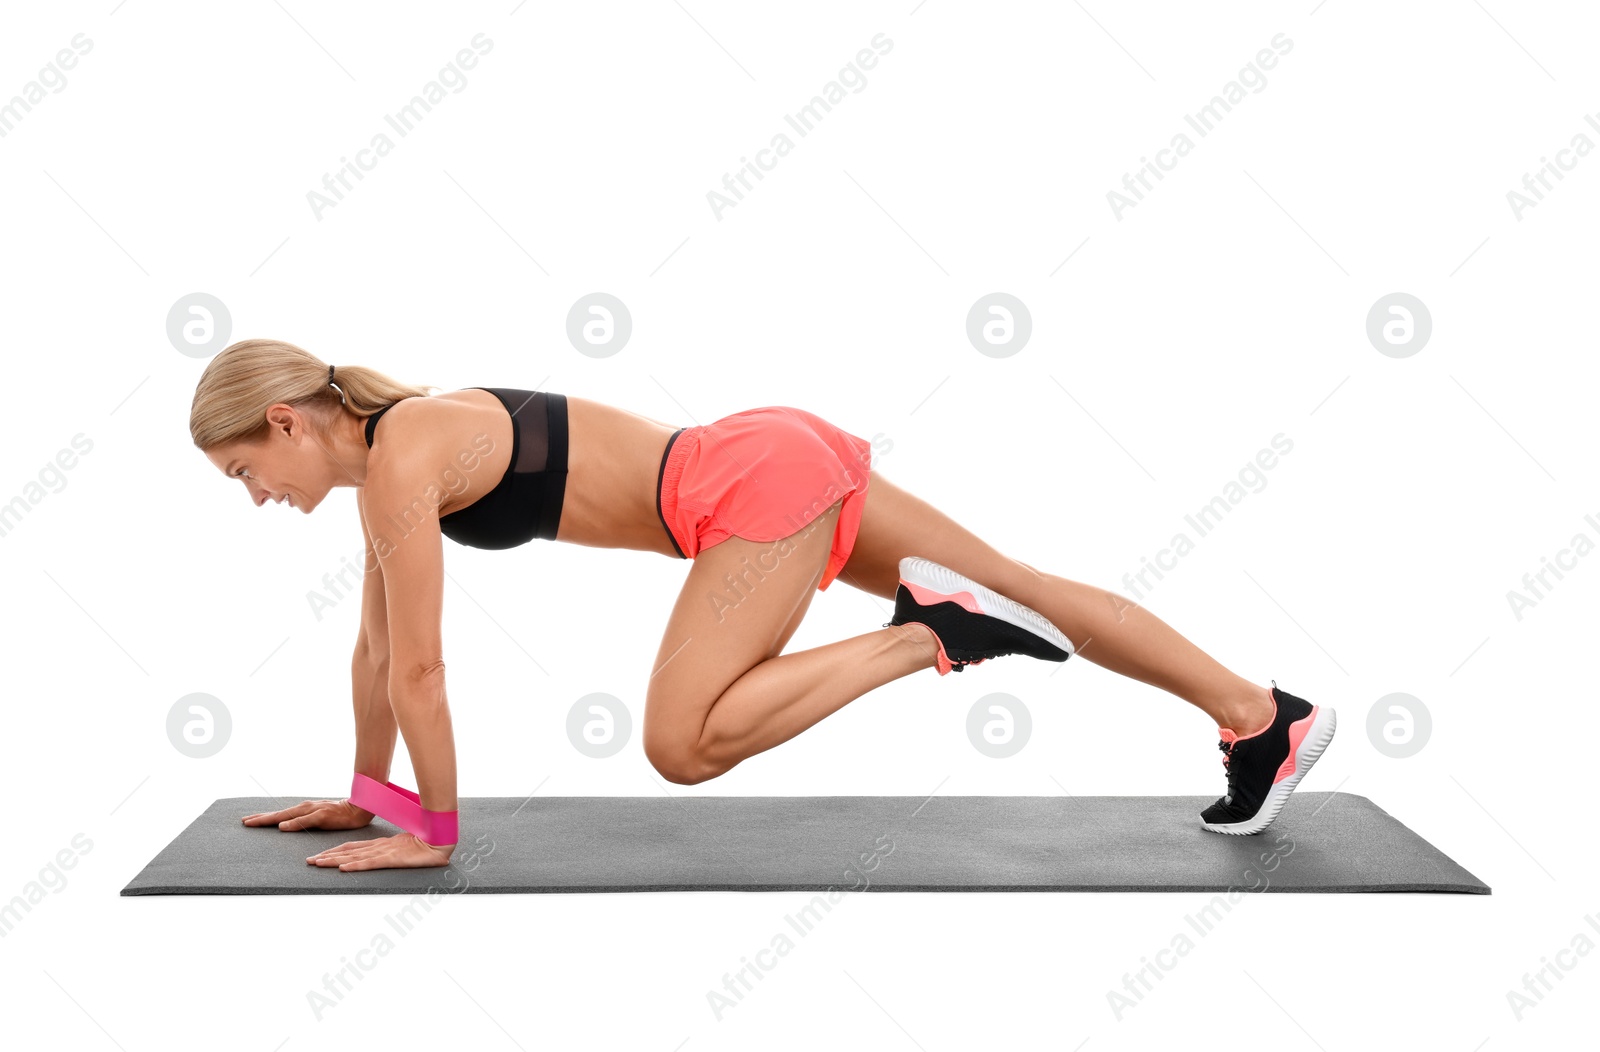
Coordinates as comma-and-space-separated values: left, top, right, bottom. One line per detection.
658, 405, 873, 556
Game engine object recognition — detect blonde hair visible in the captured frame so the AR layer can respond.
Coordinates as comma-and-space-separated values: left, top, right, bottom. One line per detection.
189, 338, 437, 451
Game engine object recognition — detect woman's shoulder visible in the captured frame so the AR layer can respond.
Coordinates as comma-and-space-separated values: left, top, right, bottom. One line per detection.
364, 390, 509, 475
371, 390, 479, 428
363, 394, 450, 460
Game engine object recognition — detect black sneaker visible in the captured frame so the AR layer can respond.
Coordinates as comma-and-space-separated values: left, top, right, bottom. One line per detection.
883, 557, 1075, 675
1200, 680, 1337, 835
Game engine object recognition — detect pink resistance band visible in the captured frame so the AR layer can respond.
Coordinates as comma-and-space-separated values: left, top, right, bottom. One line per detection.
349, 773, 459, 847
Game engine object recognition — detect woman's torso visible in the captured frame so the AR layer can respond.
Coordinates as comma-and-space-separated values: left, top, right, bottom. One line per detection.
369, 389, 684, 557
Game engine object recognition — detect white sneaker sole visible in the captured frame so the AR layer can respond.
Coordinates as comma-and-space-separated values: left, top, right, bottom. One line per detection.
898, 556, 1076, 660
1202, 705, 1338, 835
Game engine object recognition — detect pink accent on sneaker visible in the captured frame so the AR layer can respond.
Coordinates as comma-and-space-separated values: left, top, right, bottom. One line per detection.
1274, 705, 1318, 783
903, 579, 984, 614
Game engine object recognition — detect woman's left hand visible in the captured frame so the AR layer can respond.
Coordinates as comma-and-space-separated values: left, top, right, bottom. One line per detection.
306, 833, 456, 872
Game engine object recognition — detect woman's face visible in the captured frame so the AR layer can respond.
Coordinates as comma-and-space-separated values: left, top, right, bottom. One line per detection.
204, 410, 332, 514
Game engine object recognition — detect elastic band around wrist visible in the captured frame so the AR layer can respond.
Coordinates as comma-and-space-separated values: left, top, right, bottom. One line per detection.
349, 773, 459, 846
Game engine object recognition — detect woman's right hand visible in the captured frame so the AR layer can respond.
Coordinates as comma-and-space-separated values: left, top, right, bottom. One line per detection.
242, 798, 373, 832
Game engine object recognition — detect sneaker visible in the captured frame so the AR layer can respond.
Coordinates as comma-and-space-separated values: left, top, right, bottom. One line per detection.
883, 556, 1075, 675
1200, 680, 1337, 835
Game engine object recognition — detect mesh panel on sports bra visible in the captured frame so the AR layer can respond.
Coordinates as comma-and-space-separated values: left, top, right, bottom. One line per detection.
363, 388, 566, 549
506, 390, 550, 475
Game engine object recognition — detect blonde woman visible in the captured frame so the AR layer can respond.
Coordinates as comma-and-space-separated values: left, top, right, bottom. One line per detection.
191, 339, 1336, 873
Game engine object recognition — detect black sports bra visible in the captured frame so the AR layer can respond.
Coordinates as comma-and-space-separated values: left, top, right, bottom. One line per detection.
363, 388, 568, 550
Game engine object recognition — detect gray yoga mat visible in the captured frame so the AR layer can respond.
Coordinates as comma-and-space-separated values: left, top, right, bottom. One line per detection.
120, 791, 1489, 896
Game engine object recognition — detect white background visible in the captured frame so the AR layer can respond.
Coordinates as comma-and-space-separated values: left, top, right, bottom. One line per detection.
2, 0, 1595, 1047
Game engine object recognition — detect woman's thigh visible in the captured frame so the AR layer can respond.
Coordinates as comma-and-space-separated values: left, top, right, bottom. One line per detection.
643, 499, 843, 762
834, 470, 1048, 606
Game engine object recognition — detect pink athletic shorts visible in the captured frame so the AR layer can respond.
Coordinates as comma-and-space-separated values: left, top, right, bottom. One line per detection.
656, 405, 873, 592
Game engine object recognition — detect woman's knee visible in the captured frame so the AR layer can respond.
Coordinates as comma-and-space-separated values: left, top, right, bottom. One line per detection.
643, 732, 719, 785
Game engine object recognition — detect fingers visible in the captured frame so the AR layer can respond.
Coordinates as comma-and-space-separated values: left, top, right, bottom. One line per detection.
242, 809, 288, 825
304, 835, 449, 872
279, 801, 342, 831
307, 837, 384, 869
332, 855, 386, 872
308, 838, 366, 859
242, 800, 318, 826
278, 812, 321, 832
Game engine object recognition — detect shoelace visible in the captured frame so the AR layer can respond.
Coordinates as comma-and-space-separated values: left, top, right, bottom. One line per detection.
1217, 738, 1239, 798
1216, 681, 1277, 805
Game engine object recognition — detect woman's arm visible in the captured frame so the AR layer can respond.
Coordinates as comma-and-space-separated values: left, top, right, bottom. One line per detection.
351, 643, 397, 787
296, 465, 456, 870
352, 489, 398, 788
361, 447, 458, 827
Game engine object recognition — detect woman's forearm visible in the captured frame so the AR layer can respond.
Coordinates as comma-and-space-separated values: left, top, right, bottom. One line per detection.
388, 663, 459, 819
352, 641, 399, 784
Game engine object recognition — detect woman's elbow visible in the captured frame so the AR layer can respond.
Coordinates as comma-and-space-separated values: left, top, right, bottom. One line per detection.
390, 658, 446, 693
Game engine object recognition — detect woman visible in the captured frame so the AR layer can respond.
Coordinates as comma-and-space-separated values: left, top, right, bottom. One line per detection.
192, 339, 1336, 873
